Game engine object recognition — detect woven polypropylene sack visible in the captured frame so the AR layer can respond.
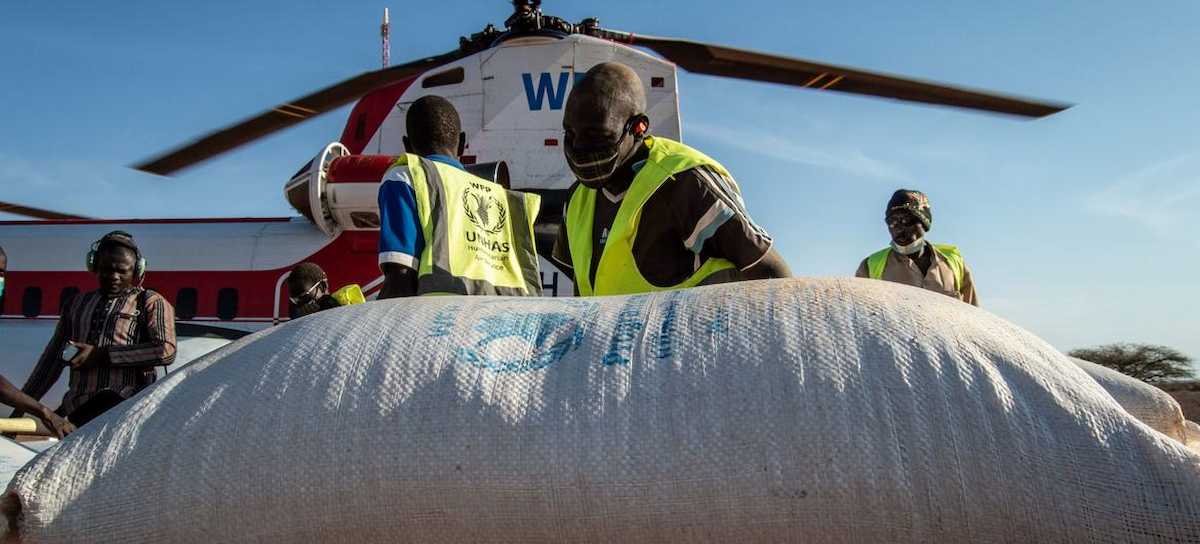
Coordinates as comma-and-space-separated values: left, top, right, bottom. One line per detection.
7, 278, 1200, 543
1186, 421, 1200, 451
1071, 358, 1190, 443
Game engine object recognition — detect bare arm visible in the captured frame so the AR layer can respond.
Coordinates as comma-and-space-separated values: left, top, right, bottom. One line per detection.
0, 376, 73, 438
10, 313, 70, 418
378, 263, 419, 299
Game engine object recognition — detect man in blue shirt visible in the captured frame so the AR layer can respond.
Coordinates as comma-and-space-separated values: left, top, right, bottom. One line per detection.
377, 95, 542, 298
377, 96, 466, 298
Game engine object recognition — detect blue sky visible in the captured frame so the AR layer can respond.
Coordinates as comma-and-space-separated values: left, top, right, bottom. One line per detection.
2, 1, 1196, 368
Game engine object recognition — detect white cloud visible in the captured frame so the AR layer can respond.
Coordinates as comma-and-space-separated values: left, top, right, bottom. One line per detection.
1087, 153, 1200, 242
685, 122, 911, 182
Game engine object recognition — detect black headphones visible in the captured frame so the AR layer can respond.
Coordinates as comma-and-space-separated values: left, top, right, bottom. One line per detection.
86, 230, 147, 280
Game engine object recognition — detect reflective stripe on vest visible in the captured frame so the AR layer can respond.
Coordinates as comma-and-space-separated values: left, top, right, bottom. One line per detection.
866, 243, 964, 289
565, 137, 738, 296
396, 154, 542, 296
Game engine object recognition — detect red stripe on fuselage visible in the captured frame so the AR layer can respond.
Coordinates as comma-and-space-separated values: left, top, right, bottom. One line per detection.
0, 230, 382, 321
0, 217, 293, 227
339, 77, 420, 155
328, 155, 396, 184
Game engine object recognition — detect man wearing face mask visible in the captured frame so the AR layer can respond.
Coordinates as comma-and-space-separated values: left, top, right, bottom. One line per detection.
377, 95, 542, 298
855, 189, 978, 306
552, 63, 791, 296
13, 231, 176, 426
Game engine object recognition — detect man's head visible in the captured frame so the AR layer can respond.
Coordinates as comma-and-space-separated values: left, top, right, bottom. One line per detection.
288, 262, 330, 316
885, 189, 933, 251
403, 95, 465, 158
91, 231, 141, 296
562, 62, 649, 189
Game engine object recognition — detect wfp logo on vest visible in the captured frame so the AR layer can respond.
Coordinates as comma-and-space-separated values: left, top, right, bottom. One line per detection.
522, 72, 585, 111
456, 302, 597, 372
462, 184, 510, 254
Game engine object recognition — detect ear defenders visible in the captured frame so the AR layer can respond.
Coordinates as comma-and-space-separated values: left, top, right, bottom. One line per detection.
629, 114, 650, 137
86, 230, 147, 280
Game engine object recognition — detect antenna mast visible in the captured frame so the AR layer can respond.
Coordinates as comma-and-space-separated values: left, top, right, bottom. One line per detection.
381, 8, 390, 68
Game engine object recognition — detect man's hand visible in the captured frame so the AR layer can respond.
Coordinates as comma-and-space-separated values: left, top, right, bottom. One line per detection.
36, 408, 75, 439
66, 342, 104, 370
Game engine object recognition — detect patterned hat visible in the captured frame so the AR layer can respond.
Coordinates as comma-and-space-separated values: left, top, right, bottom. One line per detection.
886, 189, 932, 231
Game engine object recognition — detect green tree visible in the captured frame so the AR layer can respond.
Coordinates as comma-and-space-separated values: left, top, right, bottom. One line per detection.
1069, 343, 1195, 383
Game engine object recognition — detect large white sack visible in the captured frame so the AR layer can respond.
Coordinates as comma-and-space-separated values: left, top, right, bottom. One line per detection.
1071, 357, 1190, 443
1187, 420, 1200, 451
7, 278, 1200, 543
0, 440, 36, 492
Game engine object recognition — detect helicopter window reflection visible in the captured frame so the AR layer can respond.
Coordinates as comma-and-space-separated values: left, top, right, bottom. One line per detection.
217, 288, 238, 321
58, 287, 79, 315
22, 287, 42, 318
176, 288, 198, 321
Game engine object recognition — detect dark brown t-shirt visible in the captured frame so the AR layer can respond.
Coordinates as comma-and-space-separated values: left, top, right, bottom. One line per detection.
551, 141, 773, 290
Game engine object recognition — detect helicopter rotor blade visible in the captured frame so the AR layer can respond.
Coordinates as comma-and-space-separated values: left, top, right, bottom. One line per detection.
0, 201, 91, 220
621, 34, 1068, 118
134, 49, 467, 176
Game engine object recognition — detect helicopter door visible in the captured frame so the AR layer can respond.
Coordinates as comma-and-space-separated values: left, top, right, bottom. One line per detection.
479, 37, 577, 192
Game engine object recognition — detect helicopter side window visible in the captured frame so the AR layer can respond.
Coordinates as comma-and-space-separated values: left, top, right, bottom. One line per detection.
176, 288, 198, 321
22, 287, 42, 318
217, 288, 239, 321
59, 287, 80, 315
421, 67, 465, 89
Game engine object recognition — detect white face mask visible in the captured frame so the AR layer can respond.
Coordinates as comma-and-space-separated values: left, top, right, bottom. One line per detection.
891, 237, 926, 256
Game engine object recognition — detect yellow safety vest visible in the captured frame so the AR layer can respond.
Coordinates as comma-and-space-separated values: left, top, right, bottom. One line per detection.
390, 154, 542, 296
866, 243, 965, 290
331, 284, 366, 306
565, 137, 738, 296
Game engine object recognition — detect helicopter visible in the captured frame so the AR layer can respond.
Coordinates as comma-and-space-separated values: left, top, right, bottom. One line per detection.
0, 0, 1067, 401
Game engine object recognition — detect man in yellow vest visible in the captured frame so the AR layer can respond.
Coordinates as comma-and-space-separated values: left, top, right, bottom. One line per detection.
855, 189, 978, 305
377, 96, 541, 298
551, 63, 791, 296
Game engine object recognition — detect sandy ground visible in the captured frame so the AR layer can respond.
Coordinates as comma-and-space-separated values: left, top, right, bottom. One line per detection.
1159, 381, 1200, 422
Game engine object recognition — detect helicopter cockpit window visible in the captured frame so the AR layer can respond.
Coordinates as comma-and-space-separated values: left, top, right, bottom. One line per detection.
421, 67, 465, 88
22, 287, 42, 318
217, 288, 238, 321
59, 287, 80, 314
176, 288, 198, 321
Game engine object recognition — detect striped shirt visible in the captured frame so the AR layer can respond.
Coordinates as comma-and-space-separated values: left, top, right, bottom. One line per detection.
18, 287, 176, 416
